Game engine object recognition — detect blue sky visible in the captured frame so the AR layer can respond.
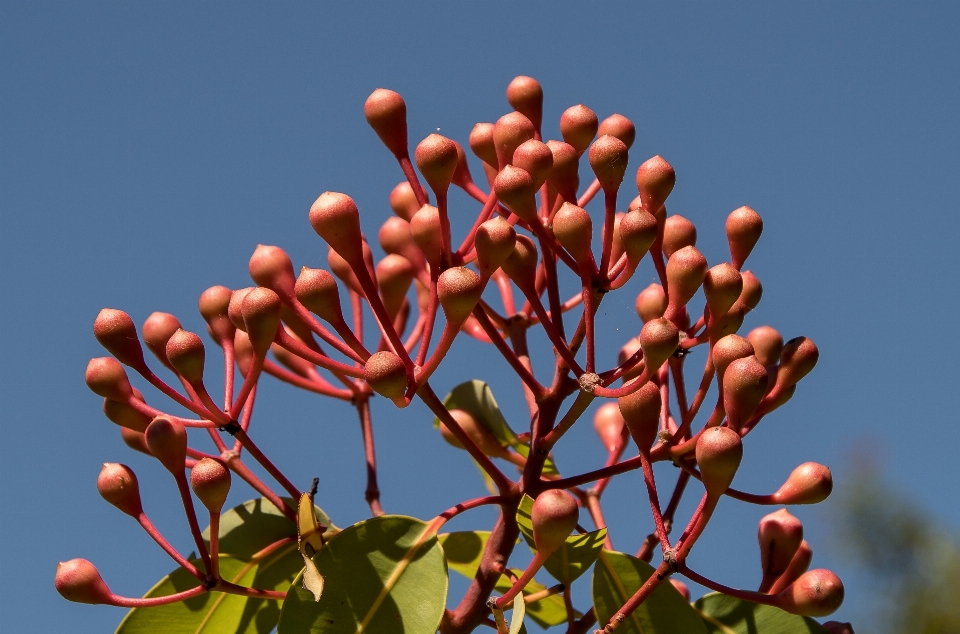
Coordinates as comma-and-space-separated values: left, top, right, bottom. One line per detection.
2, 3, 958, 632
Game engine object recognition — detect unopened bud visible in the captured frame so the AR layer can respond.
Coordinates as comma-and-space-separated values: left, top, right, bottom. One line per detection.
553, 202, 593, 265
546, 140, 579, 203
410, 204, 444, 269
389, 181, 420, 221
198, 286, 234, 343
145, 417, 187, 475
662, 215, 697, 259
494, 165, 538, 222
777, 337, 819, 388
241, 288, 282, 355
588, 135, 629, 194
295, 267, 343, 325
439, 409, 510, 459
501, 235, 539, 291
723, 356, 768, 429
364, 88, 408, 158
309, 192, 364, 265
712, 335, 755, 388
437, 267, 482, 325
696, 426, 743, 497
726, 206, 763, 270
233, 330, 255, 376
598, 113, 636, 149
142, 312, 182, 364
560, 104, 598, 155
415, 133, 458, 196
618, 381, 661, 451
228, 287, 255, 331
55, 559, 114, 605
739, 271, 762, 311
376, 254, 414, 321
120, 427, 152, 455
506, 76, 543, 130
666, 246, 708, 311
474, 216, 517, 279
85, 357, 133, 401
97, 463, 143, 517
669, 578, 690, 601
593, 402, 625, 452
469, 123, 498, 169
364, 351, 407, 398
773, 462, 833, 505
619, 210, 658, 262
747, 325, 784, 367
618, 337, 643, 381
165, 329, 205, 383
822, 622, 855, 634
635, 156, 675, 214
759, 509, 803, 581
635, 284, 668, 322
639, 318, 680, 374
774, 569, 844, 617
493, 111, 535, 168
94, 309, 145, 368
327, 246, 363, 294
190, 457, 231, 514
103, 388, 151, 432
513, 139, 553, 188
531, 490, 579, 555
249, 244, 296, 298
703, 263, 743, 320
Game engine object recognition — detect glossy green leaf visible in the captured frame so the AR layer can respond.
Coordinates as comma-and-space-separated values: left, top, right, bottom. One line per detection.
516, 495, 606, 583
278, 515, 447, 634
592, 550, 709, 634
436, 380, 559, 477
693, 592, 829, 634
507, 592, 526, 634
117, 497, 323, 634
440, 531, 569, 628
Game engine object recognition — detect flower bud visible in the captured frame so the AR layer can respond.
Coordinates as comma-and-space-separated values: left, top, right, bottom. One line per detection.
309, 192, 364, 265
364, 88, 408, 158
103, 388, 151, 432
376, 254, 414, 321
822, 622, 855, 634
410, 204, 444, 269
635, 284, 668, 322
437, 267, 483, 325
142, 312, 183, 364
233, 329, 255, 376
379, 216, 425, 270
552, 202, 593, 265
773, 462, 833, 505
726, 206, 763, 270
619, 381, 661, 451
765, 383, 796, 413
695, 426, 743, 497
468, 123, 498, 169
774, 569, 844, 617
666, 246, 708, 311
364, 351, 407, 398
618, 210, 658, 262
198, 286, 235, 343
501, 235, 539, 291
120, 427, 152, 455
506, 76, 543, 131
618, 337, 643, 381
758, 509, 804, 582
598, 113, 636, 149
451, 141, 475, 190
327, 247, 363, 294
531, 490, 579, 555
703, 263, 743, 320
493, 165, 538, 222
439, 409, 510, 459
513, 139, 553, 188
639, 317, 680, 373
662, 215, 697, 258
97, 463, 143, 517
493, 111, 535, 168
747, 325, 784, 367
593, 402, 625, 452
474, 216, 517, 279
712, 335, 755, 384
241, 287, 282, 355
546, 140, 579, 203
635, 156, 676, 214
389, 181, 420, 221
145, 416, 187, 475
165, 329, 205, 383
739, 271, 762, 311
94, 309, 145, 368
415, 133, 458, 196
227, 287, 254, 331
560, 104, 598, 155
295, 267, 343, 324
190, 457, 231, 514
588, 134, 629, 194
55, 559, 114, 605
85, 357, 133, 401
249, 244, 296, 298
723, 356, 768, 429
669, 579, 690, 601
769, 539, 813, 595
777, 337, 819, 388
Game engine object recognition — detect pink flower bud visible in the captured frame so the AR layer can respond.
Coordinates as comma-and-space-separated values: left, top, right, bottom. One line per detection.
327, 246, 363, 294
560, 104, 598, 155
669, 578, 690, 601
552, 202, 594, 265
97, 463, 143, 517
769, 539, 813, 595
198, 286, 235, 343
410, 204, 444, 269
437, 267, 483, 325
120, 427, 152, 455
758, 509, 804, 581
739, 271, 762, 311
93, 309, 145, 368
777, 337, 819, 388
494, 165, 538, 222
389, 181, 421, 221
588, 135, 629, 194
618, 381, 661, 451
639, 318, 680, 374
364, 88, 408, 159
723, 356, 768, 429
598, 113, 636, 149
546, 140, 579, 203
468, 123, 498, 169
142, 312, 182, 364
703, 263, 743, 321
295, 267, 343, 325
227, 287, 254, 331
662, 215, 697, 259
506, 76, 543, 131
233, 330, 254, 376
363, 351, 407, 398
376, 254, 414, 321
55, 559, 114, 605
531, 490, 579, 555
249, 244, 296, 298
85, 357, 133, 401
618, 210, 658, 263
241, 288, 282, 355
696, 426, 743, 497
415, 133, 458, 196
822, 622, 855, 634
501, 235, 539, 291
635, 284, 668, 323
618, 337, 644, 381
439, 409, 511, 460
712, 335, 755, 384
145, 416, 187, 475
451, 141, 475, 191
165, 329, 205, 384
774, 569, 844, 617
493, 111, 535, 168
513, 139, 553, 188
726, 206, 763, 270
474, 216, 517, 279
309, 192, 364, 265
773, 463, 833, 505
190, 457, 231, 514
747, 325, 784, 367
379, 216, 425, 271
593, 402, 625, 452
666, 246, 708, 311
635, 156, 676, 214
103, 388, 151, 432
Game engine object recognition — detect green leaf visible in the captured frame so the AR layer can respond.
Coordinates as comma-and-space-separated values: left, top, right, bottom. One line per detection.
278, 515, 447, 634
516, 495, 606, 583
436, 380, 559, 477
440, 531, 569, 628
117, 497, 320, 634
592, 550, 709, 634
507, 592, 526, 634
693, 592, 829, 634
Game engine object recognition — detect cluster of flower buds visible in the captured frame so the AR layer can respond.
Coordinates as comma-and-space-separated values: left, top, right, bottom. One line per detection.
58, 75, 846, 634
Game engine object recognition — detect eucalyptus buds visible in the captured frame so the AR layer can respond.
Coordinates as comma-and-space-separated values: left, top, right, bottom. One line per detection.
531, 490, 579, 555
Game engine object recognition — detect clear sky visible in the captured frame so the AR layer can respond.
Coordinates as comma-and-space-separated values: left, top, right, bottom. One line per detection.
2, 3, 958, 632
